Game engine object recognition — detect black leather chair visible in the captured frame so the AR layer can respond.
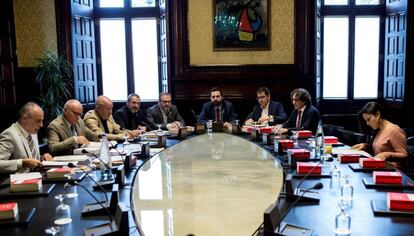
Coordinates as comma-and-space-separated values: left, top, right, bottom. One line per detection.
404, 136, 414, 178
323, 124, 344, 137
336, 128, 367, 146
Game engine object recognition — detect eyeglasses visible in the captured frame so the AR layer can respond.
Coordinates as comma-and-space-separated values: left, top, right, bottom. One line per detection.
257, 95, 267, 100
161, 100, 171, 104
69, 109, 83, 117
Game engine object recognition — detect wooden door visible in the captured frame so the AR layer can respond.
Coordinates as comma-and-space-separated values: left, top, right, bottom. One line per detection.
71, 0, 97, 105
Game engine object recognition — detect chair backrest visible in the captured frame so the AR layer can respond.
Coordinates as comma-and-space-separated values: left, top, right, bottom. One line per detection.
336, 128, 367, 146
323, 124, 345, 137
406, 136, 414, 170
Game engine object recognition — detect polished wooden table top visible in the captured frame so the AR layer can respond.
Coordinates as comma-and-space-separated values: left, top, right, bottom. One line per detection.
131, 133, 284, 236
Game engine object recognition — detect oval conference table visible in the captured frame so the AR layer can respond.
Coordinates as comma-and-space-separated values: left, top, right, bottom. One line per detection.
131, 133, 284, 236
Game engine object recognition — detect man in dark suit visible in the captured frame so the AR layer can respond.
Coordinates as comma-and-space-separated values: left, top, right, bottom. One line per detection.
279, 88, 321, 134
198, 87, 238, 128
114, 93, 148, 133
245, 87, 287, 126
147, 92, 185, 130
48, 99, 98, 156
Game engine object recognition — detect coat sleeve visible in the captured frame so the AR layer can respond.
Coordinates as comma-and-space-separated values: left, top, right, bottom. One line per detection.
0, 131, 23, 174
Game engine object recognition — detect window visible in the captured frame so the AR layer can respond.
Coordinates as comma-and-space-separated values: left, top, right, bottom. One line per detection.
96, 0, 161, 101
319, 0, 384, 100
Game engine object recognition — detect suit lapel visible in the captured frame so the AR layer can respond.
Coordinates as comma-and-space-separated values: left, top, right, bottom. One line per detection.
58, 116, 72, 138
13, 123, 31, 158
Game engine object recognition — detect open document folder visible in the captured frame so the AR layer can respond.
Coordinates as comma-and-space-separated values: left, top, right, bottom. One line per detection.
73, 141, 118, 155
331, 147, 372, 157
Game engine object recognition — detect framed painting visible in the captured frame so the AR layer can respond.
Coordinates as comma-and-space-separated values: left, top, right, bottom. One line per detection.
213, 0, 270, 51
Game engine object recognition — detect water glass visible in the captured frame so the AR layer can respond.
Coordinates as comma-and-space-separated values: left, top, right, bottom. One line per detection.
207, 120, 213, 133
63, 173, 78, 198
54, 194, 72, 225
335, 204, 351, 235
340, 175, 354, 209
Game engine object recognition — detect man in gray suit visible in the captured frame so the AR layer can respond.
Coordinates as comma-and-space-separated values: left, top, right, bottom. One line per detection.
48, 99, 98, 156
147, 92, 185, 130
0, 102, 52, 174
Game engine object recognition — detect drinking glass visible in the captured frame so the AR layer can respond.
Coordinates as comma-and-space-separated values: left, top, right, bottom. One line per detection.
155, 123, 163, 135
335, 203, 351, 235
54, 194, 72, 225
44, 226, 62, 236
340, 175, 353, 209
63, 173, 78, 198
330, 163, 341, 190
207, 120, 213, 133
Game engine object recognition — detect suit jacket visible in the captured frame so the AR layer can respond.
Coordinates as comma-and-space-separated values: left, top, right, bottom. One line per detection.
198, 100, 238, 124
113, 106, 148, 130
0, 122, 39, 174
147, 104, 185, 130
247, 100, 287, 125
283, 105, 321, 134
83, 110, 127, 141
47, 115, 99, 156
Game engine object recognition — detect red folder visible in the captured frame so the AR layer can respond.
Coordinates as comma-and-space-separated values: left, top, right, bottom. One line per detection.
387, 192, 414, 211
373, 171, 402, 184
359, 158, 386, 168
297, 162, 321, 175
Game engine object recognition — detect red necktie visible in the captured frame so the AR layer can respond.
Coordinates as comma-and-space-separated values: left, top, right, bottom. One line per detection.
296, 110, 302, 129
215, 108, 221, 122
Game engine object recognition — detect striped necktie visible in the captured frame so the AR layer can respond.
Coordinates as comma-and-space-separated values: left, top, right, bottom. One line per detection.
27, 135, 38, 159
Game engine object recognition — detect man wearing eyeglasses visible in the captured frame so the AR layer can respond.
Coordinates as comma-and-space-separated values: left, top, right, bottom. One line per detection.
198, 87, 238, 129
47, 99, 98, 155
147, 92, 185, 130
245, 87, 287, 126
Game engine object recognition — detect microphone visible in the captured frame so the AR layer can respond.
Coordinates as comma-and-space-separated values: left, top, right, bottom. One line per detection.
276, 183, 322, 233
66, 180, 115, 226
190, 109, 199, 123
261, 183, 323, 235
282, 159, 323, 203
120, 128, 137, 140
67, 163, 108, 202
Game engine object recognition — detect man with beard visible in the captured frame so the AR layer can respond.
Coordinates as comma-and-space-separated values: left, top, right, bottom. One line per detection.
147, 92, 185, 131
114, 93, 148, 133
198, 87, 238, 129
279, 88, 321, 134
245, 87, 287, 126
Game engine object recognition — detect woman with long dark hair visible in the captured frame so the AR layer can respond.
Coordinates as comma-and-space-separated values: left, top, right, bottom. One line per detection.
352, 102, 407, 168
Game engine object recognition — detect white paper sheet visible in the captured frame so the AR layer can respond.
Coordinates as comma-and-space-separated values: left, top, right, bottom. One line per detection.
10, 172, 42, 182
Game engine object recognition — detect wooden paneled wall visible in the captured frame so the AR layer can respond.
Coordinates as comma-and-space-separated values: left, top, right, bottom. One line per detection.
169, 0, 316, 125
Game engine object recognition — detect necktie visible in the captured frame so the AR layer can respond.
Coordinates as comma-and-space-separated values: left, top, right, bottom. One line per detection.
296, 110, 302, 129
27, 135, 38, 159
70, 125, 77, 136
215, 108, 221, 122
71, 125, 79, 148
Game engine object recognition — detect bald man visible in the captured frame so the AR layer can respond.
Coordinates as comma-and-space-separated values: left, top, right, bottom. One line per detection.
0, 102, 52, 174
48, 99, 99, 155
84, 95, 132, 141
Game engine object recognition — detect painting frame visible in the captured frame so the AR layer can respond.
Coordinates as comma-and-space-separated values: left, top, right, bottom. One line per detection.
213, 0, 271, 51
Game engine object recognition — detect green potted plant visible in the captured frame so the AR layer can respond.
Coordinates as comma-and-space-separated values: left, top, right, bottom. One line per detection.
35, 50, 72, 125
